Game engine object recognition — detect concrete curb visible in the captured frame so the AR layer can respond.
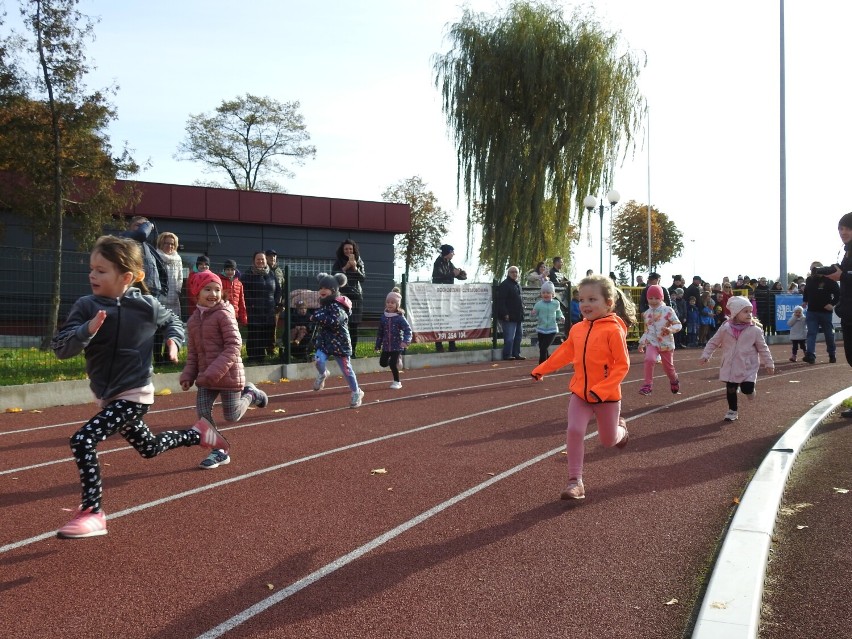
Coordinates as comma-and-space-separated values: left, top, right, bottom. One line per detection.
0, 346, 535, 411
691, 387, 852, 638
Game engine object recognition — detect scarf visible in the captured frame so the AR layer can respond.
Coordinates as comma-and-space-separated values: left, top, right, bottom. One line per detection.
729, 321, 750, 339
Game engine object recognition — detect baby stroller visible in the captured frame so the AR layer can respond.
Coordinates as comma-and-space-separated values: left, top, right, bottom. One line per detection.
287, 289, 320, 363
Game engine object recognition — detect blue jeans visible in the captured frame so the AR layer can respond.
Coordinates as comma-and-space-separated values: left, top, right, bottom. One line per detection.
805, 311, 836, 358
501, 320, 523, 359
315, 350, 359, 392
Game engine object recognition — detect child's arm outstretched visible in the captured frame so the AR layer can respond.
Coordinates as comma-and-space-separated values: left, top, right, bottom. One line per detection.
51, 301, 105, 360
531, 336, 574, 380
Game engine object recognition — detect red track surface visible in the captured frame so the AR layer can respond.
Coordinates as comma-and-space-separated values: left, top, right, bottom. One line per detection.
1, 345, 849, 638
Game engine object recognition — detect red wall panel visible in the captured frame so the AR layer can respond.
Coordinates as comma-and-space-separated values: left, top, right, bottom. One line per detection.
358, 201, 385, 230
206, 188, 239, 221
302, 197, 331, 227
170, 185, 206, 219
239, 190, 271, 223
134, 182, 172, 218
271, 194, 303, 225
385, 203, 411, 233
330, 198, 358, 229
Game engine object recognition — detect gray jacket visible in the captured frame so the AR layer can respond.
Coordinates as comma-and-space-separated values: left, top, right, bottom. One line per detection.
51, 288, 184, 401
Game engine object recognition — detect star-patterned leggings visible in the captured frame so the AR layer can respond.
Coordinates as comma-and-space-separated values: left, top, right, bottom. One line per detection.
70, 399, 201, 513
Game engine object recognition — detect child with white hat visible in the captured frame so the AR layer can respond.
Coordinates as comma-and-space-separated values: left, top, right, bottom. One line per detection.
700, 296, 775, 422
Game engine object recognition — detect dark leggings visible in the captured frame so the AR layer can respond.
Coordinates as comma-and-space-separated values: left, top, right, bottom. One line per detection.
725, 381, 755, 411
537, 332, 556, 364
70, 399, 200, 512
349, 323, 359, 351
379, 350, 401, 382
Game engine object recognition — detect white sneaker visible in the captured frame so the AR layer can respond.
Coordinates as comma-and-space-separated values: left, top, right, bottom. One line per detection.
724, 410, 739, 422
313, 369, 330, 391
350, 388, 365, 408
389, 381, 402, 389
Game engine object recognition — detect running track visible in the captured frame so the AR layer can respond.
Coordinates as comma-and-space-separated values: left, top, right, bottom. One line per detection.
1, 345, 848, 638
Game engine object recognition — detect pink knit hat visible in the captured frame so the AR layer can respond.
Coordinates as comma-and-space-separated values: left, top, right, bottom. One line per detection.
189, 270, 222, 299
646, 284, 664, 300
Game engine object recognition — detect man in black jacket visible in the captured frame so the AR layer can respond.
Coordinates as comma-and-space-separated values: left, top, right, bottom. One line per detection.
431, 244, 465, 352
825, 212, 852, 415
802, 262, 839, 365
496, 266, 525, 361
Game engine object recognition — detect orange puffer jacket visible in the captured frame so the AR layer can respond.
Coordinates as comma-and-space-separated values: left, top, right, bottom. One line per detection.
180, 301, 246, 391
531, 313, 629, 403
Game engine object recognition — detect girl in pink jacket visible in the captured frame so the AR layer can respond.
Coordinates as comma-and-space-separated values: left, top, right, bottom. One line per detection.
700, 296, 775, 422
180, 271, 269, 469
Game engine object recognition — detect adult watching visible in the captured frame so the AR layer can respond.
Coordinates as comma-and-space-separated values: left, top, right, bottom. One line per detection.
802, 261, 839, 365
496, 265, 525, 360
824, 212, 852, 416
332, 239, 366, 355
431, 244, 466, 352
242, 250, 281, 365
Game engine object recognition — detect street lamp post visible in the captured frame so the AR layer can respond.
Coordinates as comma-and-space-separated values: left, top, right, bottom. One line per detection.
584, 189, 621, 274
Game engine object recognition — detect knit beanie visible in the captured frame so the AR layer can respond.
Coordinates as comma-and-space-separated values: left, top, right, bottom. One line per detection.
196, 254, 210, 266
317, 272, 347, 294
189, 270, 222, 299
541, 281, 556, 295
223, 259, 237, 269
726, 295, 752, 318
440, 244, 454, 256
646, 284, 664, 300
386, 290, 402, 307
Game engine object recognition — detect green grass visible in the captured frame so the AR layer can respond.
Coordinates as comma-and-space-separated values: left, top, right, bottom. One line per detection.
0, 339, 500, 386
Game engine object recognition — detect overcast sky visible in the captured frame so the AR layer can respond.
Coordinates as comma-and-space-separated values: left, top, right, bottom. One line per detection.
7, 0, 851, 284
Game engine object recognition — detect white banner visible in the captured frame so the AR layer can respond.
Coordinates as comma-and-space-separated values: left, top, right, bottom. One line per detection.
406, 282, 493, 342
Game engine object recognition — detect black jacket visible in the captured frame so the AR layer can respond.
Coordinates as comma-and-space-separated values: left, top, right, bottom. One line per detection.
803, 275, 840, 313
832, 243, 852, 320
496, 277, 525, 321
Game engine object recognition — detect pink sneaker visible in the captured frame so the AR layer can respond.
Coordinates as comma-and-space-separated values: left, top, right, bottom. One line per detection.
639, 384, 652, 396
57, 507, 107, 539
560, 478, 585, 500
191, 417, 230, 452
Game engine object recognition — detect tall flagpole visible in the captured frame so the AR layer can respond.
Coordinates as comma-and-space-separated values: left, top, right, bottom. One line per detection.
647, 106, 652, 272
779, 0, 788, 287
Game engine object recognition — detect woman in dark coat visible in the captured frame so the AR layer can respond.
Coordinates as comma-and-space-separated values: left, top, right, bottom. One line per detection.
241, 250, 281, 364
332, 239, 366, 354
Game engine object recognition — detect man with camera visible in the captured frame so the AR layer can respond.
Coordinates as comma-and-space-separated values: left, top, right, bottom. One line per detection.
802, 261, 839, 365
822, 212, 852, 416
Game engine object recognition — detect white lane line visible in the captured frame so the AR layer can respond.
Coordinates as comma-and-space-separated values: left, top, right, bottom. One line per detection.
0, 373, 552, 476
0, 365, 515, 437
0, 392, 566, 555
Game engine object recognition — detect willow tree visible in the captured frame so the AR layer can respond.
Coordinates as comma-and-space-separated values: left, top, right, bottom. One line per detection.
434, 1, 645, 278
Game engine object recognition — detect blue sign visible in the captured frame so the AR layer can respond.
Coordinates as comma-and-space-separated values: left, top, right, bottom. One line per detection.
775, 294, 803, 326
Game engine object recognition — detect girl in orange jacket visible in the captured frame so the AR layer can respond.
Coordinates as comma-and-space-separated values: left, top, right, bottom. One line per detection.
531, 275, 635, 500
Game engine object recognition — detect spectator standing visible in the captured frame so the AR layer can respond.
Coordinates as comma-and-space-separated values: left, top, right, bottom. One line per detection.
156, 232, 183, 319
332, 239, 366, 356
753, 277, 773, 335
242, 251, 281, 364
264, 249, 286, 355
825, 212, 852, 416
684, 276, 703, 308
220, 259, 247, 326
431, 244, 466, 352
495, 265, 525, 361
686, 296, 700, 346
526, 261, 549, 287
671, 287, 687, 348
548, 257, 567, 286
802, 261, 839, 364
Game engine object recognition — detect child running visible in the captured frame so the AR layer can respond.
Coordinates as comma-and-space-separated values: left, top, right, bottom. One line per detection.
312, 272, 365, 408
786, 305, 806, 362
700, 296, 775, 422
51, 235, 229, 539
375, 289, 412, 389
180, 270, 268, 470
531, 274, 635, 500
637, 284, 682, 395
530, 281, 565, 364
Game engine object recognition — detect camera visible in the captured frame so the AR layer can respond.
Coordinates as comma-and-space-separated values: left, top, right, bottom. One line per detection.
813, 264, 839, 276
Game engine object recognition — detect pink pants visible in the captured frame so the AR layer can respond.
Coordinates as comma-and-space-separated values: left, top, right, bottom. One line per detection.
643, 344, 678, 387
565, 394, 627, 479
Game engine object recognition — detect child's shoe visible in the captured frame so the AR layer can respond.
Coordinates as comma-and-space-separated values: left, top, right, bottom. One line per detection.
670, 379, 680, 394
199, 449, 230, 469
639, 384, 652, 396
57, 506, 107, 539
313, 369, 330, 391
191, 417, 230, 452
615, 420, 630, 449
560, 478, 585, 500
724, 410, 739, 422
350, 388, 365, 408
389, 381, 402, 389
789, 356, 797, 362
243, 382, 268, 408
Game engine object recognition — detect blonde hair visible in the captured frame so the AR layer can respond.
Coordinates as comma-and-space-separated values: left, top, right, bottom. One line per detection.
157, 231, 179, 251
578, 274, 636, 327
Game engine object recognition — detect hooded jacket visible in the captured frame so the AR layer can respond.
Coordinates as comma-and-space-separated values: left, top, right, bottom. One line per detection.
180, 301, 245, 391
701, 320, 774, 383
311, 296, 353, 356
531, 313, 629, 403
51, 288, 184, 401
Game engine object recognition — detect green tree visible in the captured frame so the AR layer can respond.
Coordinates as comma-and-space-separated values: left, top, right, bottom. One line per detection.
610, 200, 683, 282
434, 1, 645, 278
382, 176, 450, 277
0, 0, 139, 346
175, 93, 316, 192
